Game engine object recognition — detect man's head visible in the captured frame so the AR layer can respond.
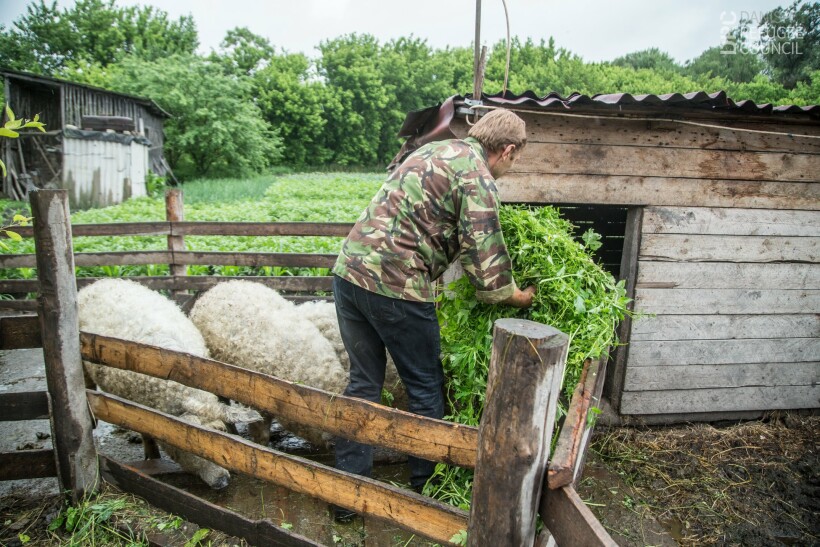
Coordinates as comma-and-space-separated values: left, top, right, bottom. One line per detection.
468, 109, 527, 178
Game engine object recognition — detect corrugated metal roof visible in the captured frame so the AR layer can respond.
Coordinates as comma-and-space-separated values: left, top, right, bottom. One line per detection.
472, 90, 820, 115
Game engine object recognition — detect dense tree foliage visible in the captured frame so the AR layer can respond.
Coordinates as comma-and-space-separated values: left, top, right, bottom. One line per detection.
0, 0, 197, 73
0, 1, 817, 174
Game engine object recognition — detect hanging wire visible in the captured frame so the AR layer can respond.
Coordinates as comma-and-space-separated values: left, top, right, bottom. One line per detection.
502, 0, 511, 96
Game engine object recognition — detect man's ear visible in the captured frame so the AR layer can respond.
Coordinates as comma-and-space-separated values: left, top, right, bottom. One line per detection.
503, 144, 517, 159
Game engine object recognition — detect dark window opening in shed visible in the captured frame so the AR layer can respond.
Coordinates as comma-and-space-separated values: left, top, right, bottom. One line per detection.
554, 204, 629, 279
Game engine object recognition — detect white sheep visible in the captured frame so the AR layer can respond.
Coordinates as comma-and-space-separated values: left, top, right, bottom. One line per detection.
190, 280, 350, 448
78, 278, 258, 489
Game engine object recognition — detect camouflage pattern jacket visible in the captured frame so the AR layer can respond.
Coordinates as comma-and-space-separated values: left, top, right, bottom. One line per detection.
333, 137, 517, 303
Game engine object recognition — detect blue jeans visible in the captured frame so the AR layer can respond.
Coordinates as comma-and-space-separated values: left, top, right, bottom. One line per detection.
332, 275, 444, 489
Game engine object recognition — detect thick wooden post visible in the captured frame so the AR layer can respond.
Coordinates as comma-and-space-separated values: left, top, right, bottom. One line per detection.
31, 189, 98, 502
165, 189, 186, 299
467, 319, 568, 547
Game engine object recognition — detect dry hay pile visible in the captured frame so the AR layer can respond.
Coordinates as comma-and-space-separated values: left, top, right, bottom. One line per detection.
590, 413, 819, 546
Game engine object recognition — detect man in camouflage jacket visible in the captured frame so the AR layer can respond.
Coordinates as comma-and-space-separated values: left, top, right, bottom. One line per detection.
331, 109, 535, 519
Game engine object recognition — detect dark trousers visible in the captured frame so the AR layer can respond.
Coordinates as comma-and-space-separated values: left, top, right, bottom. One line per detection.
332, 275, 444, 489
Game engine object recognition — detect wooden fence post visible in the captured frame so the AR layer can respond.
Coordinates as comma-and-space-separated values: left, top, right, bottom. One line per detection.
31, 189, 98, 502
467, 318, 568, 547
165, 189, 186, 299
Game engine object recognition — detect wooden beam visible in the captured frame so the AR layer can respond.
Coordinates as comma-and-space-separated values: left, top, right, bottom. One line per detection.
99, 456, 321, 547
171, 251, 337, 268
627, 338, 820, 366
0, 314, 41, 349
624, 362, 819, 391
79, 333, 478, 468
631, 313, 820, 341
637, 262, 820, 290
30, 189, 98, 502
547, 356, 606, 489
468, 319, 568, 547
635, 288, 820, 315
165, 189, 186, 299
620, 385, 819, 414
87, 392, 468, 545
171, 221, 353, 237
12, 222, 172, 239
640, 234, 818, 263
515, 142, 820, 183
642, 206, 820, 236
497, 174, 819, 210
540, 486, 617, 547
0, 391, 49, 420
0, 449, 57, 480
605, 207, 642, 411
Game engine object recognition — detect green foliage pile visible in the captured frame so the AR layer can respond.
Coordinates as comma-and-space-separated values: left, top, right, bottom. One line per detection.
430, 205, 631, 508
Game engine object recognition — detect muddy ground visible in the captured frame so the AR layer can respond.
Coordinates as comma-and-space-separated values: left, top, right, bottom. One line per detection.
1, 347, 817, 546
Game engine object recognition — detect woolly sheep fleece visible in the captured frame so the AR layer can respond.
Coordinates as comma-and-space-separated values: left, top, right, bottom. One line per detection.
189, 280, 406, 447
78, 278, 253, 489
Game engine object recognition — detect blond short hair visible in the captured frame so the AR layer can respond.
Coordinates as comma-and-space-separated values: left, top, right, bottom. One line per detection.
467, 109, 527, 154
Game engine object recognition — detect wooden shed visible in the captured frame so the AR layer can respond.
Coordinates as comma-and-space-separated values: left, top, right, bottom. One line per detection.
1, 69, 171, 209
394, 91, 819, 423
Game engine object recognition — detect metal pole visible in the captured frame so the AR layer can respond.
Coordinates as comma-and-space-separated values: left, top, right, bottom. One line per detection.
474, 0, 482, 98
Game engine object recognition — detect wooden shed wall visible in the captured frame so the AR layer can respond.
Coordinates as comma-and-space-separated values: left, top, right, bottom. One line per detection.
452, 110, 819, 419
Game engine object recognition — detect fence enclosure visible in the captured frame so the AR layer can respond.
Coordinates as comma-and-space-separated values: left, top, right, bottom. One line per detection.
0, 189, 615, 546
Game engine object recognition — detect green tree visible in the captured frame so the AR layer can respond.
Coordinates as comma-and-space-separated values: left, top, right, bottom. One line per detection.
253, 52, 332, 167
0, 0, 198, 74
212, 26, 275, 77
758, 0, 820, 88
612, 47, 681, 72
107, 55, 281, 178
317, 34, 391, 166
685, 45, 764, 83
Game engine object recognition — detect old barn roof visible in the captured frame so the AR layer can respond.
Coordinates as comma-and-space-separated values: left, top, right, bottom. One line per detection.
1, 68, 171, 119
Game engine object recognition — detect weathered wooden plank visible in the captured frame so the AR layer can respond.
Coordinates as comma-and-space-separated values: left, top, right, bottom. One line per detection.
0, 449, 57, 480
99, 456, 320, 547
172, 251, 336, 268
515, 142, 820, 182
620, 385, 819, 414
640, 234, 818, 263
637, 262, 820, 289
625, 362, 819, 390
0, 314, 41, 349
0, 300, 37, 311
79, 333, 478, 467
548, 357, 602, 489
605, 207, 642, 412
468, 320, 568, 546
172, 221, 353, 237
631, 314, 820, 341
642, 207, 820, 236
12, 222, 171, 239
628, 338, 819, 366
497, 174, 819, 210
87, 392, 468, 545
521, 112, 820, 154
165, 189, 186, 299
539, 486, 617, 547
30, 189, 98, 501
169, 275, 333, 293
0, 390, 49, 420
634, 288, 820, 315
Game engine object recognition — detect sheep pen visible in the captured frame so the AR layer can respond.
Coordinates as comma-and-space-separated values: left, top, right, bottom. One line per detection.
78, 278, 260, 490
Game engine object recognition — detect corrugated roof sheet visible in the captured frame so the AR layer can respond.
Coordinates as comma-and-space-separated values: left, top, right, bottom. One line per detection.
473, 90, 819, 115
